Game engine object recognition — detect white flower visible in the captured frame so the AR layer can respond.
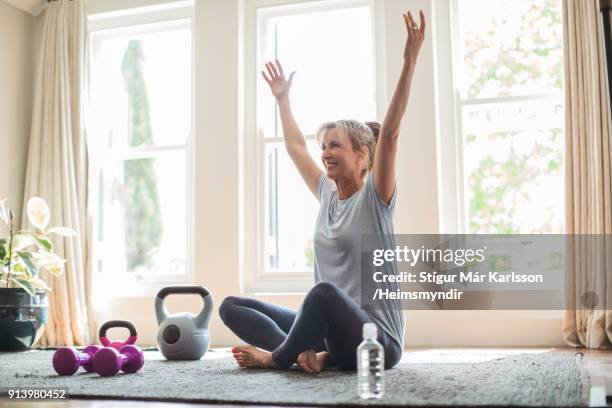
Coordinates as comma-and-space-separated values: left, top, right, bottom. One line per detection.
27, 197, 50, 231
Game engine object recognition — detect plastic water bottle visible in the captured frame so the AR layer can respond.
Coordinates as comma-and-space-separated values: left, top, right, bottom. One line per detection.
357, 322, 384, 399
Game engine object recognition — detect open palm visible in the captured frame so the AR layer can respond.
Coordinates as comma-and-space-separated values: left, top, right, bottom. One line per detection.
262, 60, 295, 100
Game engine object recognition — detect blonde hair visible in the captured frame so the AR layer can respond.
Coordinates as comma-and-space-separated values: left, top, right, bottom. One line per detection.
315, 119, 380, 174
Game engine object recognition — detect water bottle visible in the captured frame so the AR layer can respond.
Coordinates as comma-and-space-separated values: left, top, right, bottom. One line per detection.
357, 322, 384, 399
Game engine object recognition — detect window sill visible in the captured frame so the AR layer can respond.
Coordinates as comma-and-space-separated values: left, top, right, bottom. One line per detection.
94, 274, 193, 298
243, 274, 314, 294
245, 291, 308, 297
404, 310, 564, 320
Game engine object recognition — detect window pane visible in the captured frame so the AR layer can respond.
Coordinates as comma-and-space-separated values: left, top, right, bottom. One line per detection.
100, 151, 187, 275
458, 0, 563, 99
462, 101, 564, 233
260, 6, 376, 136
265, 141, 322, 271
91, 24, 191, 147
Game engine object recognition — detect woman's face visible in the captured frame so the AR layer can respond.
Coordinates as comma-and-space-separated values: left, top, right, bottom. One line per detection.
320, 128, 366, 181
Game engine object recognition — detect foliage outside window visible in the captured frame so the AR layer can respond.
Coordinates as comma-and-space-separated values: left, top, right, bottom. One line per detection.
89, 19, 192, 281
456, 0, 564, 233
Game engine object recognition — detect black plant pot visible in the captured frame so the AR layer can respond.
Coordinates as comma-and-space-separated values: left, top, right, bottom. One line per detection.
0, 288, 48, 351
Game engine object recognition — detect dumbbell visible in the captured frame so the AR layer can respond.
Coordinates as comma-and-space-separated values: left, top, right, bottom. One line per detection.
99, 320, 138, 350
52, 345, 102, 375
93, 344, 145, 377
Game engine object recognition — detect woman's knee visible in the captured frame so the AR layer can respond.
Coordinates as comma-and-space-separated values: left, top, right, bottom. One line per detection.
218, 295, 241, 323
307, 281, 342, 301
384, 349, 402, 369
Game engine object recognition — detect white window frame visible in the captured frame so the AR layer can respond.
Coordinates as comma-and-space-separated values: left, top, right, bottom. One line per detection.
88, 1, 196, 297
434, 0, 564, 234
242, 0, 386, 293
433, 0, 564, 320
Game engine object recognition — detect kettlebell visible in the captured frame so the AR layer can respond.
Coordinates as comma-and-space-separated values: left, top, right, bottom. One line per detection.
155, 285, 213, 360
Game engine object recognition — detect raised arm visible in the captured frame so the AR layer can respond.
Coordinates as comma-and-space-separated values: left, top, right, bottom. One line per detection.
262, 60, 323, 197
373, 10, 425, 204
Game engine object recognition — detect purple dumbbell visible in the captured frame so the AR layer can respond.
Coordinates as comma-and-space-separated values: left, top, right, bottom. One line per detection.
99, 320, 138, 350
93, 344, 145, 377
52, 345, 102, 375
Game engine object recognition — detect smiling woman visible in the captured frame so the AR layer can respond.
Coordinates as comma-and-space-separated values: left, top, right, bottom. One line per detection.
220, 9, 425, 374
316, 120, 380, 195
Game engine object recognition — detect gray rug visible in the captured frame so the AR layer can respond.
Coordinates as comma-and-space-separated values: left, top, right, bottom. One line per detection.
0, 350, 588, 406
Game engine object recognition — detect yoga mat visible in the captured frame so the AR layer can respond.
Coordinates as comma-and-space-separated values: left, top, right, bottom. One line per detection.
0, 349, 588, 406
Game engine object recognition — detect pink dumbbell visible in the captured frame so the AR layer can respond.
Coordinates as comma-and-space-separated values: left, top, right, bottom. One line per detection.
93, 344, 145, 377
99, 320, 138, 350
52, 345, 102, 375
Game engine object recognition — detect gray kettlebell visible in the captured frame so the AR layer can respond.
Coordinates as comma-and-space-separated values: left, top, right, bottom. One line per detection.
155, 286, 213, 360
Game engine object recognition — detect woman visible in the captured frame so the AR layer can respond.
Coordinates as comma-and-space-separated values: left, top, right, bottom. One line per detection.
219, 10, 425, 372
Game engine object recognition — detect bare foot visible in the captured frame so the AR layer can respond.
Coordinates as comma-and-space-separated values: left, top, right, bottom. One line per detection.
297, 350, 329, 373
231, 345, 278, 369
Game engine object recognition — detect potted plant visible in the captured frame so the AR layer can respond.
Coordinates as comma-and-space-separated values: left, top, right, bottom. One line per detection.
0, 197, 76, 351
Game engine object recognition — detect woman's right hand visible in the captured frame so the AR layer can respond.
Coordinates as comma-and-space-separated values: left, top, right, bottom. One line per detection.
262, 60, 295, 100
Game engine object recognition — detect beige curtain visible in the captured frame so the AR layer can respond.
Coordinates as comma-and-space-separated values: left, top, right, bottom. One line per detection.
21, 0, 94, 346
563, 0, 612, 348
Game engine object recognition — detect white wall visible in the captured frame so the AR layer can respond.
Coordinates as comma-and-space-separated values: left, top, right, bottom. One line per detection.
90, 0, 566, 348
0, 1, 37, 226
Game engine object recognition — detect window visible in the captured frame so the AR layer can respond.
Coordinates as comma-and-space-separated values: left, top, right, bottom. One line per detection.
437, 0, 564, 233
88, 4, 194, 292
244, 0, 378, 292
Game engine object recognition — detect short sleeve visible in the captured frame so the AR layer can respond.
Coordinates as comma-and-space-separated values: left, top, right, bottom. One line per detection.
317, 175, 336, 202
365, 172, 397, 211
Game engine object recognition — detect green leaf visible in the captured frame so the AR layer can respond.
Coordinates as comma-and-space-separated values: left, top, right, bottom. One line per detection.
0, 199, 8, 226
28, 276, 49, 291
15, 251, 37, 278
47, 227, 77, 237
31, 235, 53, 252
12, 278, 35, 297
0, 240, 5, 261
13, 234, 36, 251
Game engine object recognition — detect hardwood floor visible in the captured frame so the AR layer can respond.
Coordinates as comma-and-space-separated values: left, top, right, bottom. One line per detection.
579, 348, 612, 407
1, 348, 610, 408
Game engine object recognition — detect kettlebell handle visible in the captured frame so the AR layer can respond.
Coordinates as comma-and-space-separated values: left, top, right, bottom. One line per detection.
155, 286, 214, 330
156, 286, 210, 299
99, 320, 138, 349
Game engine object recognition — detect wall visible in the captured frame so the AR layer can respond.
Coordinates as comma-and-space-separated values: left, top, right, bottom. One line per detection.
0, 1, 37, 226
90, 0, 566, 348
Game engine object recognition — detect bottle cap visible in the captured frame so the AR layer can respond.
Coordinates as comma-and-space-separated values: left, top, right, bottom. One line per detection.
363, 322, 377, 340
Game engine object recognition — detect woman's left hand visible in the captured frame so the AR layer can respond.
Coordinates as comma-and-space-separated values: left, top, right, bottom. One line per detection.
403, 10, 425, 68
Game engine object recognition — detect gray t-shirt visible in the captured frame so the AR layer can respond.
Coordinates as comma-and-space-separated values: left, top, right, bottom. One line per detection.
314, 172, 404, 347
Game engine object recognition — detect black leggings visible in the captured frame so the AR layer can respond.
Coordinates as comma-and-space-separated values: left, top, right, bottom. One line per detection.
219, 282, 402, 370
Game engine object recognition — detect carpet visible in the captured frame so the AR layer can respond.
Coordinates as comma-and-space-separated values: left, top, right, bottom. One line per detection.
0, 350, 588, 406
